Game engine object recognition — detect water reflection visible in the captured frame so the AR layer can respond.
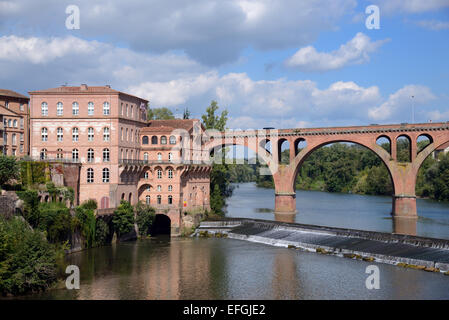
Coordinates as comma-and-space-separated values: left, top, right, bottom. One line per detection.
393, 217, 417, 236
274, 212, 296, 223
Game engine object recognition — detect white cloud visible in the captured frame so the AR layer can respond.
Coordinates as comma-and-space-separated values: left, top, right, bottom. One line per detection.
375, 0, 449, 13
416, 20, 449, 31
368, 85, 436, 121
285, 33, 389, 72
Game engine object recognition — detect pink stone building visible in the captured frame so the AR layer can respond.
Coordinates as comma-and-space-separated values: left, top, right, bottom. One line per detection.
29, 84, 211, 235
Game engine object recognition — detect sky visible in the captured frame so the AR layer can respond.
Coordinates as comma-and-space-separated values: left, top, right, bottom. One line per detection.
0, 0, 448, 129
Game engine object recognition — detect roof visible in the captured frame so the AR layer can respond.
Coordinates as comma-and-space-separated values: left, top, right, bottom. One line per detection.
28, 85, 148, 102
147, 119, 201, 132
141, 126, 176, 133
0, 89, 29, 100
0, 104, 21, 117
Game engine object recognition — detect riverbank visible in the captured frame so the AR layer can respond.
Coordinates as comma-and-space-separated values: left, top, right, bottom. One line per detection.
195, 218, 449, 274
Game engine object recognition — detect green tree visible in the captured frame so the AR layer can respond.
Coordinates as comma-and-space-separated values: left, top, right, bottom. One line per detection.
17, 190, 41, 228
112, 200, 135, 238
0, 155, 19, 186
135, 201, 155, 237
74, 206, 96, 248
201, 100, 228, 131
95, 219, 110, 246
147, 107, 175, 120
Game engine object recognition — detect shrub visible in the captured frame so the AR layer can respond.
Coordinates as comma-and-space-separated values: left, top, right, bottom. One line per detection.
135, 201, 155, 237
17, 190, 41, 228
0, 155, 19, 186
95, 219, 110, 246
112, 201, 135, 238
80, 199, 98, 211
39, 202, 72, 243
75, 206, 96, 248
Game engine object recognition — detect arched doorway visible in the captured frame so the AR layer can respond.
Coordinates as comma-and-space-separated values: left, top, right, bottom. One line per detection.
100, 196, 109, 209
151, 214, 171, 236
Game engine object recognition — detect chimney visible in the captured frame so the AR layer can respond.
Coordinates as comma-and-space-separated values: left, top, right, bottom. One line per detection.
80, 84, 88, 91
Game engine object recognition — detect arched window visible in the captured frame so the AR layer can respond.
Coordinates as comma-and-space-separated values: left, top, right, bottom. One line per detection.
143, 152, 149, 161
41, 128, 48, 141
168, 195, 173, 205
12, 133, 16, 145
57, 102, 63, 116
41, 102, 48, 116
168, 185, 173, 192
13, 120, 17, 127
168, 169, 173, 179
160, 136, 167, 144
146, 185, 150, 191
40, 149, 47, 160
103, 102, 110, 115
146, 195, 150, 205
157, 185, 162, 192
151, 136, 158, 144
87, 148, 94, 162
157, 152, 162, 161
157, 195, 161, 205
168, 152, 173, 162
72, 149, 79, 161
102, 168, 110, 183
7, 119, 11, 127
56, 148, 63, 159
130, 129, 133, 142
126, 128, 129, 141
144, 171, 149, 179
87, 168, 94, 183
130, 106, 133, 118
57, 127, 63, 141
88, 127, 94, 141
157, 169, 162, 179
169, 136, 176, 144
103, 148, 110, 162
72, 127, 79, 141
72, 102, 79, 115
103, 127, 110, 141
88, 102, 94, 115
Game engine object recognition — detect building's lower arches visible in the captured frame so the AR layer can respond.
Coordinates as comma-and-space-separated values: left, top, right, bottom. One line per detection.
151, 214, 171, 236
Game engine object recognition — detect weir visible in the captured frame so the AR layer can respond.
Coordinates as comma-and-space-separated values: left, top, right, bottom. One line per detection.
194, 218, 449, 273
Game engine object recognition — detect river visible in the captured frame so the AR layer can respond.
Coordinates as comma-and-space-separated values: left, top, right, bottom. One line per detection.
21, 183, 449, 300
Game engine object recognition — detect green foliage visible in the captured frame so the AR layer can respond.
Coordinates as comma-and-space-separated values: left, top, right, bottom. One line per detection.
19, 161, 48, 187
112, 201, 135, 237
0, 216, 58, 295
201, 100, 228, 131
135, 201, 155, 237
210, 184, 225, 214
74, 206, 96, 248
17, 190, 41, 228
95, 219, 110, 246
80, 199, 98, 211
0, 155, 19, 186
147, 107, 175, 120
38, 202, 72, 243
432, 153, 449, 201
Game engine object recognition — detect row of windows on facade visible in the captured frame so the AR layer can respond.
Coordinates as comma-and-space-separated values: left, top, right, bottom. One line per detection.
41, 102, 110, 116
3, 118, 24, 129
144, 185, 174, 192
4, 101, 26, 111
2, 146, 23, 155
144, 195, 173, 205
41, 127, 110, 142
142, 168, 174, 179
142, 135, 177, 145
40, 148, 111, 162
3, 132, 24, 145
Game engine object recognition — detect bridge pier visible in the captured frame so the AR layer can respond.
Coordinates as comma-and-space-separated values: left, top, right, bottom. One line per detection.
274, 192, 296, 213
392, 195, 417, 218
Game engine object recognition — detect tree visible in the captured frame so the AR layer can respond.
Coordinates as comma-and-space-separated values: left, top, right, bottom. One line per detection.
0, 155, 19, 186
112, 200, 135, 238
17, 190, 41, 228
147, 107, 175, 120
201, 100, 228, 131
135, 201, 155, 237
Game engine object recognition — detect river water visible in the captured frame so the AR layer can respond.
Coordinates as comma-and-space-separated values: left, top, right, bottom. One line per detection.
23, 183, 449, 300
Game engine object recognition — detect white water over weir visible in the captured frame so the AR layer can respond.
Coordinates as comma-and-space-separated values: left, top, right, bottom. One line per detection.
194, 218, 449, 273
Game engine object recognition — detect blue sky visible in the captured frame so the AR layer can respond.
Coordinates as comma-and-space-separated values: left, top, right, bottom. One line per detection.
0, 0, 448, 129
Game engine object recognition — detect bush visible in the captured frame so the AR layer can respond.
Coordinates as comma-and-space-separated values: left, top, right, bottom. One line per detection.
74, 206, 96, 248
0, 155, 19, 186
0, 216, 58, 295
135, 201, 155, 237
112, 201, 135, 238
17, 190, 41, 228
80, 199, 98, 211
39, 202, 72, 243
95, 219, 110, 246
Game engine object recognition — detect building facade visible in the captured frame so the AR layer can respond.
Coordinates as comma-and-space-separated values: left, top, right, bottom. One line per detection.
0, 89, 30, 156
29, 85, 211, 234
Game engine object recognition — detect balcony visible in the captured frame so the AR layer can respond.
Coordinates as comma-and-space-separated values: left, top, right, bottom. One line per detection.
24, 156, 81, 164
119, 159, 210, 166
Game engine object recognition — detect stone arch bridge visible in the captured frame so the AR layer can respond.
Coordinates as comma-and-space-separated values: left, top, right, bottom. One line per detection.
204, 122, 449, 218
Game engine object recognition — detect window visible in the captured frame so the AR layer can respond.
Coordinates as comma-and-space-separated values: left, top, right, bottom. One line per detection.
20, 133, 24, 142
20, 145, 23, 153
126, 128, 129, 141
3, 133, 7, 144
103, 127, 110, 141
72, 149, 79, 161
56, 148, 63, 159
88, 127, 94, 141
151, 136, 158, 144
142, 136, 148, 144
157, 152, 162, 161
103, 148, 110, 162
12, 133, 16, 145
168, 185, 173, 192
41, 128, 48, 141
41, 102, 48, 116
40, 149, 47, 160
5, 101, 8, 109
168, 169, 173, 179
157, 185, 162, 192
146, 185, 150, 191
57, 102, 63, 116
130, 106, 133, 118
131, 129, 133, 142
102, 168, 110, 183
88, 102, 94, 115
72, 127, 79, 141
143, 152, 148, 161
157, 169, 162, 179
13, 120, 17, 127
72, 102, 79, 115
125, 104, 128, 116
57, 128, 63, 141
12, 149, 16, 156
168, 195, 173, 205
121, 128, 123, 140
168, 152, 173, 162
20, 103, 24, 111
87, 168, 94, 183
20, 118, 24, 129
161, 136, 167, 144
7, 119, 11, 127
87, 148, 94, 162
169, 136, 176, 144
103, 102, 110, 115
144, 171, 149, 179
157, 195, 161, 205
145, 195, 150, 205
